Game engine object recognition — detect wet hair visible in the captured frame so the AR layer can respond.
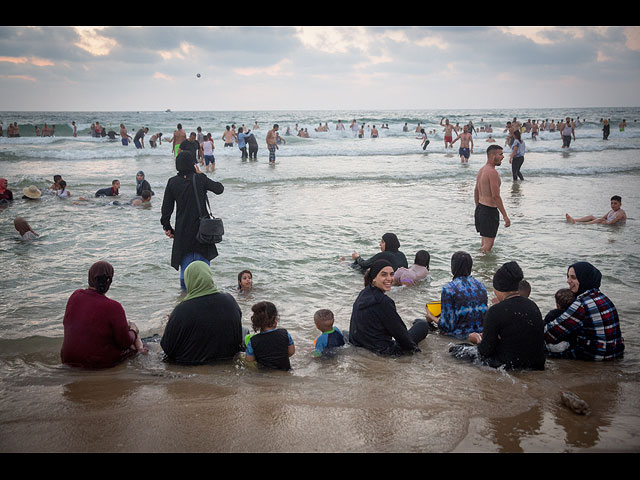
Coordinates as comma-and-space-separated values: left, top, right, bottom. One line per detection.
59, 180, 67, 190
451, 251, 472, 279
381, 232, 400, 252
111, 179, 119, 186
177, 123, 182, 129
414, 250, 430, 269
53, 175, 62, 183
251, 301, 278, 332
555, 288, 576, 310
518, 279, 531, 298
611, 195, 622, 203
141, 190, 152, 200
237, 269, 252, 290
314, 309, 334, 331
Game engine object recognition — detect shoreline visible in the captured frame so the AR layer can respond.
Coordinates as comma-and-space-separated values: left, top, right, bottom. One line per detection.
1, 339, 638, 453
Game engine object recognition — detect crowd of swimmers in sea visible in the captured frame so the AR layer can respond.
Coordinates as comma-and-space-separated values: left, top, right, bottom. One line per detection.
1, 115, 630, 374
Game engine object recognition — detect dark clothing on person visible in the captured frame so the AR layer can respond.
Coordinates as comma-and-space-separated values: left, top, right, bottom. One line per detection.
349, 284, 427, 356
475, 203, 499, 238
353, 233, 408, 272
95, 187, 118, 197
179, 139, 201, 163
136, 179, 154, 196
247, 133, 259, 159
0, 189, 13, 202
160, 152, 224, 270
477, 295, 546, 370
160, 292, 243, 364
354, 250, 408, 272
246, 328, 293, 370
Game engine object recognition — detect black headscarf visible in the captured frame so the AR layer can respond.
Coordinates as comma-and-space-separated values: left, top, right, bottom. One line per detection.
175, 151, 196, 175
451, 251, 473, 279
382, 233, 400, 252
365, 259, 393, 287
88, 261, 114, 295
492, 261, 523, 292
569, 262, 601, 295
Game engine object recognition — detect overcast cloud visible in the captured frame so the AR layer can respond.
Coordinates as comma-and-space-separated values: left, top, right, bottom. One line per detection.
1, 26, 639, 111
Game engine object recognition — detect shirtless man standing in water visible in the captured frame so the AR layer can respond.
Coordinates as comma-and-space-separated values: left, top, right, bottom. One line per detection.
170, 124, 187, 158
474, 145, 510, 253
440, 118, 455, 148
451, 125, 474, 163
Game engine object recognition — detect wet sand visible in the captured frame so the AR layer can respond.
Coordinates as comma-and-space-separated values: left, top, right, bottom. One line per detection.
1, 338, 638, 453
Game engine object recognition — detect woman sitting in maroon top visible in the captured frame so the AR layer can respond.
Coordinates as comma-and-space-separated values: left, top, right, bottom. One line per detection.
61, 261, 146, 368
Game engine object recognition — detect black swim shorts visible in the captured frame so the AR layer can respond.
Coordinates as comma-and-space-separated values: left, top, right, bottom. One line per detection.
475, 203, 500, 238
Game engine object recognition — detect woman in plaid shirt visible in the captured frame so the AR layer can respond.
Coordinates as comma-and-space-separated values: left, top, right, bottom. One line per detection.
544, 262, 625, 360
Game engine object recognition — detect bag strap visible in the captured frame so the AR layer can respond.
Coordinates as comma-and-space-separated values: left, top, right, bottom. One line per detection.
191, 173, 212, 219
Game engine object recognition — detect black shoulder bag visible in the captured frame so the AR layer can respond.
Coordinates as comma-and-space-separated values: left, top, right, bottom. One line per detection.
192, 174, 224, 244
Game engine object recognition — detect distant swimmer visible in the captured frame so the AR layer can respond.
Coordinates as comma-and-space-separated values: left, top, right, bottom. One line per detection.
418, 129, 429, 150
451, 125, 474, 163
566, 195, 626, 225
474, 145, 510, 253
266, 124, 279, 164
120, 124, 132, 146
14, 216, 38, 240
560, 117, 575, 148
135, 171, 154, 196
619, 119, 627, 132
149, 133, 162, 148
222, 125, 235, 147
0, 178, 14, 202
134, 127, 149, 149
170, 124, 187, 157
131, 190, 152, 207
440, 118, 455, 148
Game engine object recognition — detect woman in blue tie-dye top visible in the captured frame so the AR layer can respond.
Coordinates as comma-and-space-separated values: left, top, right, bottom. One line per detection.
425, 251, 488, 338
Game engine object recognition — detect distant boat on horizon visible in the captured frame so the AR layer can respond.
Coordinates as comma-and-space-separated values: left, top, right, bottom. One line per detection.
165, 109, 171, 113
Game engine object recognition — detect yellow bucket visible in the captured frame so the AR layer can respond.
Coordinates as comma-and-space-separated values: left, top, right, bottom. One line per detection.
426, 301, 441, 317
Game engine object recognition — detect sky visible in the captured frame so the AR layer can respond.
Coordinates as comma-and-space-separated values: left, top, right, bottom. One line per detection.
1, 26, 639, 112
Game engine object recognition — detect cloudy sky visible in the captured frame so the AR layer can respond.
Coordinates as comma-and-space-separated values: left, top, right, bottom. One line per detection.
1, 26, 639, 112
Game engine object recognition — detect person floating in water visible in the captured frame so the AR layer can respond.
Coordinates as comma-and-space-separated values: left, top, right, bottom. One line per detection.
566, 195, 626, 225
95, 180, 120, 197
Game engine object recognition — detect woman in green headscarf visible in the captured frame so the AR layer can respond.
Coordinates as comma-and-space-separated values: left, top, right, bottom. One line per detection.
161, 261, 243, 364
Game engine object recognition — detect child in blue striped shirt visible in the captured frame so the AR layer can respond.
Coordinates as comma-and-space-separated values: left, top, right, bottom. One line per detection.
313, 309, 345, 357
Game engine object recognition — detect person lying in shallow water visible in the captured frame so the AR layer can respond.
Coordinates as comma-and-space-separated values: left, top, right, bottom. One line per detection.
565, 195, 626, 225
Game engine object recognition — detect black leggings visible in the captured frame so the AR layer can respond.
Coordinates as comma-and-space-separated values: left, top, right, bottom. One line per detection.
512, 156, 524, 181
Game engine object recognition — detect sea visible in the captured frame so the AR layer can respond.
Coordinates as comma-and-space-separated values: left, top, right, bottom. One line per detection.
1, 107, 639, 452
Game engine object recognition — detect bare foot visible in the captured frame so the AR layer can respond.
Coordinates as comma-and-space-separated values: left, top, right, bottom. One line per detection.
565, 213, 576, 224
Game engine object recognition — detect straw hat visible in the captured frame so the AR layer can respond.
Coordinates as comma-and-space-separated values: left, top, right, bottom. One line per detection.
22, 185, 41, 199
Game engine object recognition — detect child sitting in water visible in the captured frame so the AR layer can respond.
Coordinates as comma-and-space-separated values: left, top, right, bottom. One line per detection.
49, 174, 63, 191
56, 180, 70, 198
312, 309, 345, 357
393, 250, 431, 286
544, 288, 577, 355
244, 301, 295, 370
